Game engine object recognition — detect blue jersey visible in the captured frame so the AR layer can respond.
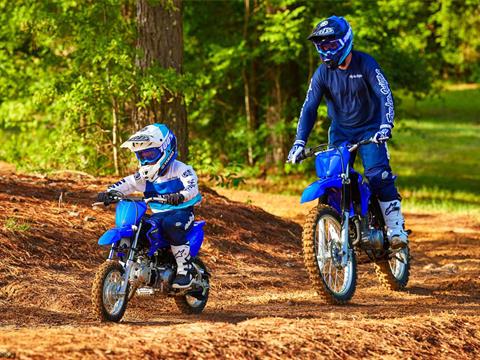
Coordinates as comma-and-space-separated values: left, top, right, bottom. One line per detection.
295, 50, 395, 144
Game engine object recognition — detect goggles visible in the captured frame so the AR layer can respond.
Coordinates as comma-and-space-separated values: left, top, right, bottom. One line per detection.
313, 27, 352, 55
135, 147, 163, 165
314, 39, 342, 53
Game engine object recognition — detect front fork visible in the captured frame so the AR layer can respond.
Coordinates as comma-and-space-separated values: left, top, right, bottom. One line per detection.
340, 211, 351, 267
109, 222, 142, 296
340, 169, 353, 267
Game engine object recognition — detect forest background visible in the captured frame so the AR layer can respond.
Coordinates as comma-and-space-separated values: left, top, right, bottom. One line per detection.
0, 0, 479, 212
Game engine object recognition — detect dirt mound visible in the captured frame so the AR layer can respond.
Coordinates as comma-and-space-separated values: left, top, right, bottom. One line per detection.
0, 173, 479, 359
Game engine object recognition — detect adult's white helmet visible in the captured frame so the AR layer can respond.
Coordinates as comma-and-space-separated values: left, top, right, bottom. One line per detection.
121, 124, 177, 182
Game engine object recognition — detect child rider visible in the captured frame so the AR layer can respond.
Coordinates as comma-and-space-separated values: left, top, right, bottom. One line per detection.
97, 123, 202, 289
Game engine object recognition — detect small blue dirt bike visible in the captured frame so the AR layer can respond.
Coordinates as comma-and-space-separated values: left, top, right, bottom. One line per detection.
298, 139, 410, 304
91, 191, 210, 322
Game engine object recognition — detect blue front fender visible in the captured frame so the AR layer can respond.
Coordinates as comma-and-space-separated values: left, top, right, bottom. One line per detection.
98, 227, 134, 246
300, 177, 342, 204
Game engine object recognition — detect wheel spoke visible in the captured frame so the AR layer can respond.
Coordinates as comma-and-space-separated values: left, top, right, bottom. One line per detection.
313, 212, 355, 298
103, 269, 126, 316
326, 259, 332, 287
388, 248, 407, 279
333, 267, 338, 291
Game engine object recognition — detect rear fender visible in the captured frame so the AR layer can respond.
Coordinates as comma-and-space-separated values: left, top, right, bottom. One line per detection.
188, 221, 206, 257
98, 227, 134, 246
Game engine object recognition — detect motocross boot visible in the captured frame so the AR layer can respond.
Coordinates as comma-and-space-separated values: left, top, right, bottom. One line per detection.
379, 199, 408, 249
171, 244, 194, 289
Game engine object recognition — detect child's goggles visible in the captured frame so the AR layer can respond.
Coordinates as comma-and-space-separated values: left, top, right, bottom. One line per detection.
135, 147, 163, 165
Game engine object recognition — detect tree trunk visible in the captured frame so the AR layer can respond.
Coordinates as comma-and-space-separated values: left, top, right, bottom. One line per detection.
111, 96, 120, 176
134, 0, 188, 160
243, 0, 256, 166
265, 65, 285, 168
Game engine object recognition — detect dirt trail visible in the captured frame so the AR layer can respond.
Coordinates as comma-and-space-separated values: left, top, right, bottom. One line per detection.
0, 173, 479, 359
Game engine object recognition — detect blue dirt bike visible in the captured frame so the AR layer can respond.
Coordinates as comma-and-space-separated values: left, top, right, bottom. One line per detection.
298, 139, 410, 304
91, 191, 210, 322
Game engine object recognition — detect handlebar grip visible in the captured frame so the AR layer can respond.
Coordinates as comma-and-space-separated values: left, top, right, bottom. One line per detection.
296, 150, 306, 162
297, 148, 312, 162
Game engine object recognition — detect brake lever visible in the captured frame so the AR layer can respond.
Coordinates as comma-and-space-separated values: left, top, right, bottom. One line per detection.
145, 197, 167, 204
349, 138, 374, 152
300, 148, 309, 161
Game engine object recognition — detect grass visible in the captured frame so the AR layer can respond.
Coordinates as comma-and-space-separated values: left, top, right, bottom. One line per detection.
4, 217, 31, 232
233, 87, 480, 215
391, 88, 480, 213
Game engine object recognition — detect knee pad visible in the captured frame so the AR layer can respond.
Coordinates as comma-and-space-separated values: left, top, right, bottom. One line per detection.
366, 167, 399, 202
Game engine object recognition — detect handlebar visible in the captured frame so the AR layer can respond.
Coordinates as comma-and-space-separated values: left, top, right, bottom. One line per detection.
298, 138, 374, 161
347, 138, 373, 153
92, 192, 167, 208
295, 143, 328, 162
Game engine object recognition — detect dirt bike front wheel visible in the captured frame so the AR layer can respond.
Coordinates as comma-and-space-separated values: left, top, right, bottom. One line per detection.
91, 261, 129, 322
303, 205, 357, 304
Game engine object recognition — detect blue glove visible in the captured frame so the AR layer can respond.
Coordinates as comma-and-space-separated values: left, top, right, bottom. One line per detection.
372, 127, 392, 144
287, 140, 305, 164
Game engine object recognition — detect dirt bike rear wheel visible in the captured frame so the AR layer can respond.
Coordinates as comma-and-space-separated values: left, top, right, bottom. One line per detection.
91, 261, 129, 322
174, 258, 210, 314
374, 246, 410, 291
302, 205, 357, 305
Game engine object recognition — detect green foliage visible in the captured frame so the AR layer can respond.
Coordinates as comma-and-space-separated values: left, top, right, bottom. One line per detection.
0, 0, 186, 174
259, 4, 306, 64
208, 169, 246, 189
348, 0, 435, 97
0, 0, 478, 178
430, 0, 480, 81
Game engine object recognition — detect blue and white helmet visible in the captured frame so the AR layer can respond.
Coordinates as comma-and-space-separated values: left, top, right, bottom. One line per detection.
121, 123, 177, 181
308, 16, 353, 70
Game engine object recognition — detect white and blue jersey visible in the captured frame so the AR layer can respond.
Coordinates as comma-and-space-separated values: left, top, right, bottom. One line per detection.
296, 50, 395, 144
108, 160, 202, 213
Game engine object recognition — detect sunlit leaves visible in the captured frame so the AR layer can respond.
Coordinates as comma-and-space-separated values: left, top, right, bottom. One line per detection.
259, 5, 306, 64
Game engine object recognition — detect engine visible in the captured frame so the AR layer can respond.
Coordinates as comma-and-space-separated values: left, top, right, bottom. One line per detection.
130, 257, 175, 294
355, 217, 385, 251
361, 228, 385, 250
149, 266, 176, 293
